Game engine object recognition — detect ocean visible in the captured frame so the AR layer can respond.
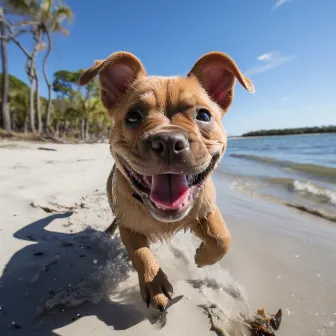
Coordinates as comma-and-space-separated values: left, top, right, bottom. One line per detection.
218, 133, 336, 222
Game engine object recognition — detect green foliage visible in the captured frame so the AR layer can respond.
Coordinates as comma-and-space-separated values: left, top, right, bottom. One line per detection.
0, 73, 49, 130
0, 73, 29, 130
38, 0, 73, 35
53, 69, 79, 98
0, 73, 29, 92
51, 69, 110, 140
0, 1, 110, 140
1, 0, 74, 133
0, 71, 110, 139
2, 0, 38, 17
3, 0, 73, 34
242, 126, 336, 137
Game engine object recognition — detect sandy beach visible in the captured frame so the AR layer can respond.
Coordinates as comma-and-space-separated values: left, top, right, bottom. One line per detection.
0, 140, 335, 336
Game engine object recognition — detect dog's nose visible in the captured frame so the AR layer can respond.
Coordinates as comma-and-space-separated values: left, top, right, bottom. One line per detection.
150, 132, 189, 162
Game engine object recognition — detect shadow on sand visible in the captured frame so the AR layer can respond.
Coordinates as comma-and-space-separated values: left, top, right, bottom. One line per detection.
0, 213, 181, 335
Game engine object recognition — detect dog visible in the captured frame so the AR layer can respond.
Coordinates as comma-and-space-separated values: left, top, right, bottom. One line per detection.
79, 51, 254, 312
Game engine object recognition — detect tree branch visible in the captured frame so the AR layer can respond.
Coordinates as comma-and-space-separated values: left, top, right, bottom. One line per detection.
15, 28, 33, 38
3, 19, 32, 59
11, 37, 31, 59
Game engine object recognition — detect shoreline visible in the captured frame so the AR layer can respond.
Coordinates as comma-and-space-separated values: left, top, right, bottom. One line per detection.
1, 129, 335, 144
0, 130, 109, 145
228, 132, 336, 139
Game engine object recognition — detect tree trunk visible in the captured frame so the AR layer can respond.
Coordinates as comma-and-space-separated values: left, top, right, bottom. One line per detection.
24, 114, 29, 133
25, 31, 42, 134
0, 9, 11, 131
25, 57, 36, 133
29, 74, 36, 133
84, 117, 89, 140
33, 31, 42, 134
64, 120, 69, 137
55, 120, 59, 137
81, 117, 85, 140
42, 28, 53, 134
34, 66, 42, 134
101, 122, 107, 142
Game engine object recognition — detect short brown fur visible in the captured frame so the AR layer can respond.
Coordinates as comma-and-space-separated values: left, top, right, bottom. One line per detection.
79, 51, 254, 311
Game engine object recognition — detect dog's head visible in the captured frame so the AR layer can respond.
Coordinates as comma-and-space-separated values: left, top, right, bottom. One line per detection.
79, 51, 254, 222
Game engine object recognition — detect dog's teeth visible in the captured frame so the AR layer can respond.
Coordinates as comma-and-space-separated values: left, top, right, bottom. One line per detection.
187, 175, 193, 184
143, 176, 152, 187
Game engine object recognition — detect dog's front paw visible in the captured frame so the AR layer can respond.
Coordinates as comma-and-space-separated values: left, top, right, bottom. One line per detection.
195, 242, 221, 268
139, 268, 173, 311
195, 242, 209, 267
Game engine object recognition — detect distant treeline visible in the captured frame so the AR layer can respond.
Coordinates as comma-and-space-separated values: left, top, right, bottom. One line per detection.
242, 125, 336, 137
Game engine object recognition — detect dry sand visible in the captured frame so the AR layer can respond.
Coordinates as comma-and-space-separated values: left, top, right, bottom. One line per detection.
0, 140, 335, 336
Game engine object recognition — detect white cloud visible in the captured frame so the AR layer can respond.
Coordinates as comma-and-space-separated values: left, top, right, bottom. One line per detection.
257, 53, 274, 61
245, 52, 295, 76
272, 0, 291, 11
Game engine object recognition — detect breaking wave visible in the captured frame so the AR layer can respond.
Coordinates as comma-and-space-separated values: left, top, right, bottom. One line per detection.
291, 180, 336, 206
229, 154, 336, 181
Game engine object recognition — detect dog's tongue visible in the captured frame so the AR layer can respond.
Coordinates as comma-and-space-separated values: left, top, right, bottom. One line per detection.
150, 174, 190, 210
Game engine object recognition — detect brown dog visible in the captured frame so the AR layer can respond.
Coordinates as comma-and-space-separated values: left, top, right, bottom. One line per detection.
79, 51, 254, 312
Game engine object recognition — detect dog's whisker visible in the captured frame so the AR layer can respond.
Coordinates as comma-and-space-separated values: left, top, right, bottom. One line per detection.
104, 152, 113, 164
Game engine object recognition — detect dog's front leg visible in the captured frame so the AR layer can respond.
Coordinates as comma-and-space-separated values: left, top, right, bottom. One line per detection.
192, 207, 231, 267
119, 226, 173, 311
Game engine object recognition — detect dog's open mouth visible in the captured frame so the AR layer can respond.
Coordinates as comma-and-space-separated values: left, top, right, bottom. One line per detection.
118, 155, 218, 219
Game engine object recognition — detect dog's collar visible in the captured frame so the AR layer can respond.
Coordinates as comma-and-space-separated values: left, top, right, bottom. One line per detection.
132, 192, 144, 204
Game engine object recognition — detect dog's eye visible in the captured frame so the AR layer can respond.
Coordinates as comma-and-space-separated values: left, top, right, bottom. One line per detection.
125, 110, 143, 127
196, 108, 212, 122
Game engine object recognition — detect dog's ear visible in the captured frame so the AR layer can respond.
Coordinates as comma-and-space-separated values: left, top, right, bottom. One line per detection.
188, 52, 255, 113
79, 51, 146, 112
78, 60, 104, 85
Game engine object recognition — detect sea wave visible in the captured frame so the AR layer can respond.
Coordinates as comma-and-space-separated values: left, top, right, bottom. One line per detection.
229, 176, 336, 222
229, 177, 336, 222
291, 180, 336, 206
285, 203, 336, 223
230, 154, 336, 180
262, 177, 336, 207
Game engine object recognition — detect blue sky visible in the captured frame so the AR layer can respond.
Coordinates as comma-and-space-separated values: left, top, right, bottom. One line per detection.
6, 0, 336, 135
